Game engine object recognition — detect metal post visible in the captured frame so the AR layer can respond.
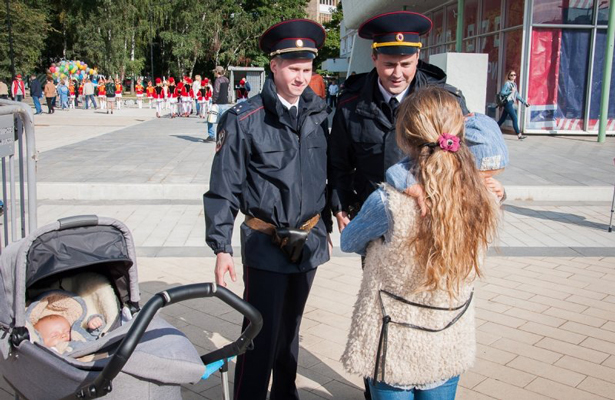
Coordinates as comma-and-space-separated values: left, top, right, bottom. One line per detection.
0, 100, 38, 232
598, 3, 615, 143
456, 0, 465, 52
6, 0, 16, 80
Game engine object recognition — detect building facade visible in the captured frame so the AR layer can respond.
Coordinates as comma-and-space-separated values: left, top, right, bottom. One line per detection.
306, 0, 339, 24
336, 0, 613, 135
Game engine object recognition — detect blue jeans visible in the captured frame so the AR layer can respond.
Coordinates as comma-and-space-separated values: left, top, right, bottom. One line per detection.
84, 94, 97, 109
195, 100, 200, 115
207, 104, 232, 139
32, 96, 42, 114
369, 376, 460, 400
14, 95, 23, 102
497, 101, 520, 135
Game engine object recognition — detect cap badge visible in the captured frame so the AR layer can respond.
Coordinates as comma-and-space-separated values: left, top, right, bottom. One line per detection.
396, 33, 404, 42
296, 39, 304, 48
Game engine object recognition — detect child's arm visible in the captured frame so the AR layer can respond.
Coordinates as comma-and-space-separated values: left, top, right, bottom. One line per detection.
386, 158, 428, 217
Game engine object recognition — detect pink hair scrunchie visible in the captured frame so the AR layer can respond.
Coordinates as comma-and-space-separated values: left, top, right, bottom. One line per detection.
438, 133, 460, 152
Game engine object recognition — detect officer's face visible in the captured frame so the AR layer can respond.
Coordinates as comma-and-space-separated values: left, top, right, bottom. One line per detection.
372, 52, 420, 95
270, 57, 312, 103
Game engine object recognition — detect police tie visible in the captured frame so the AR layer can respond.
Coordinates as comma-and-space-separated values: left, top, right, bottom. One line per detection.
289, 105, 298, 131
388, 97, 399, 122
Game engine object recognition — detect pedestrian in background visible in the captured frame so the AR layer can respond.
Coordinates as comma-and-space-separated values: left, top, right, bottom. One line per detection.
105, 78, 116, 114
193, 75, 202, 115
327, 80, 338, 108
341, 87, 500, 400
11, 74, 26, 102
44, 77, 56, 114
309, 71, 326, 99
57, 80, 69, 110
29, 75, 43, 115
497, 70, 530, 140
205, 66, 231, 142
83, 78, 97, 110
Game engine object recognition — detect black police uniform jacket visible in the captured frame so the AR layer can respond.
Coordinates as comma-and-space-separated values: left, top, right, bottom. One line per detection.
328, 60, 467, 215
204, 77, 330, 274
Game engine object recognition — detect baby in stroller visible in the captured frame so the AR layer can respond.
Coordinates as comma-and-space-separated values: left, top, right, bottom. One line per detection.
28, 288, 107, 354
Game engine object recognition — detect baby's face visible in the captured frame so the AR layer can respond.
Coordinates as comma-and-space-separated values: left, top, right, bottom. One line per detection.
35, 316, 71, 347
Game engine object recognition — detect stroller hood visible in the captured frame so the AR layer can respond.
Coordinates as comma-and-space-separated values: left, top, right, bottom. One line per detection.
0, 216, 140, 330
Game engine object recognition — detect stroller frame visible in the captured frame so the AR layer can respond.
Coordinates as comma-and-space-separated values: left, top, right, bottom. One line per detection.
0, 215, 262, 400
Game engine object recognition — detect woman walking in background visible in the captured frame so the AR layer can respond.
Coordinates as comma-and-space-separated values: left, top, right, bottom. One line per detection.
341, 87, 500, 400
44, 77, 56, 114
497, 70, 530, 140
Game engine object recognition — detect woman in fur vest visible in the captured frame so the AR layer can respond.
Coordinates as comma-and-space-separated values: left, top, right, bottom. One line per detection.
340, 86, 500, 400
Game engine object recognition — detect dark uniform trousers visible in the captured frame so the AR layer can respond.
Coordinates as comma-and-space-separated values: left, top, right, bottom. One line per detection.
233, 266, 317, 400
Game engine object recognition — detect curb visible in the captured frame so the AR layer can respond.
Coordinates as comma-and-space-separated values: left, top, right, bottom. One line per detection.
37, 182, 613, 202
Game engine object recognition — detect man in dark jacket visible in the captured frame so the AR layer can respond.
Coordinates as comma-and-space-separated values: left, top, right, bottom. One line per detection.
329, 11, 467, 232
29, 75, 43, 115
204, 19, 329, 400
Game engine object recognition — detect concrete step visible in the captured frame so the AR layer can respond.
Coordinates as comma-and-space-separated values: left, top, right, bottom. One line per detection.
37, 182, 614, 202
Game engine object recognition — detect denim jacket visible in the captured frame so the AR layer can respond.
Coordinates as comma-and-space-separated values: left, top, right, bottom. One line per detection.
340, 158, 416, 255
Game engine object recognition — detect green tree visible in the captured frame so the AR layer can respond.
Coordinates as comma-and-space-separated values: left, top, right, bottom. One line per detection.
315, 1, 342, 70
0, 0, 50, 80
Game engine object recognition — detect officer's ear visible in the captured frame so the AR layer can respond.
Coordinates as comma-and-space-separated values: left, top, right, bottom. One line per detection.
270, 57, 280, 75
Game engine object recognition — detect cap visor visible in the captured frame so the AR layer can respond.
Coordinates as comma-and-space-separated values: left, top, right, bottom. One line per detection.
276, 51, 316, 60
375, 46, 419, 56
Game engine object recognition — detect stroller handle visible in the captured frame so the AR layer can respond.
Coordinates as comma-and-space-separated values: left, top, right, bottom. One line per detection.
73, 283, 263, 400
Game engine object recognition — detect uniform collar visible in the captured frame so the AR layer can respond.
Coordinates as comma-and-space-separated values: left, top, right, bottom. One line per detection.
277, 94, 299, 110
377, 79, 409, 104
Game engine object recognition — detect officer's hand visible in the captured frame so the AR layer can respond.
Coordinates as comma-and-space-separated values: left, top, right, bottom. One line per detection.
404, 184, 428, 217
335, 211, 351, 233
484, 177, 505, 201
215, 252, 236, 287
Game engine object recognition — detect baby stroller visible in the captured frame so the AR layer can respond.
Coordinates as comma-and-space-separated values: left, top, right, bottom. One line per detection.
0, 215, 262, 400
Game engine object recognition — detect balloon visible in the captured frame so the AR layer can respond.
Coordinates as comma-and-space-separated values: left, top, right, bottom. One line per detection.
50, 66, 56, 73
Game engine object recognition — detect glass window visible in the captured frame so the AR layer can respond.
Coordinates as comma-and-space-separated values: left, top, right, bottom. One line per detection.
503, 29, 523, 85
481, 0, 501, 34
446, 4, 458, 43
505, 0, 524, 27
463, 38, 476, 52
533, 0, 594, 25
480, 34, 500, 109
526, 28, 591, 131
464, 0, 479, 37
431, 9, 445, 46
588, 29, 615, 130
597, 1, 609, 25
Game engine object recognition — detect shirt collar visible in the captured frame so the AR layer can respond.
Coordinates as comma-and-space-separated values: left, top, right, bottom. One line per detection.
277, 94, 299, 110
377, 79, 410, 104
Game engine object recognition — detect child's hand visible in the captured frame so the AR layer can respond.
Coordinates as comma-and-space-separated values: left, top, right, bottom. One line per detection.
485, 177, 505, 200
404, 184, 428, 217
87, 316, 103, 330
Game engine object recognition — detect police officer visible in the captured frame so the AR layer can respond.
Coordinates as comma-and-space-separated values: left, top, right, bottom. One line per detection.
329, 11, 468, 232
203, 19, 329, 400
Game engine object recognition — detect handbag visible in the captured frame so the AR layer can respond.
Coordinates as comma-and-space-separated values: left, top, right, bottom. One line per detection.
207, 104, 219, 123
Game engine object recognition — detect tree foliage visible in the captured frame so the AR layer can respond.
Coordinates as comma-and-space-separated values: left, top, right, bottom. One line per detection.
0, 0, 50, 80
2, 0, 341, 80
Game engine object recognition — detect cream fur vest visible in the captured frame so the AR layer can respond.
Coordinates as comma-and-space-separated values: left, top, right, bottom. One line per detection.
341, 185, 476, 387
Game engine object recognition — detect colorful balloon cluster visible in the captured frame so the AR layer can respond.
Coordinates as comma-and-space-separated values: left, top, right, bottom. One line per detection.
48, 60, 98, 82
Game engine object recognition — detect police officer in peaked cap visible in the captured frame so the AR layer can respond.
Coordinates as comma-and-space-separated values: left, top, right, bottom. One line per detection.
327, 11, 468, 399
204, 18, 330, 400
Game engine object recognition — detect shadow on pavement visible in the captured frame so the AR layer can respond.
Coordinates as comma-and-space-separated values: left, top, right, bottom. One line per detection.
504, 204, 611, 231
172, 135, 204, 143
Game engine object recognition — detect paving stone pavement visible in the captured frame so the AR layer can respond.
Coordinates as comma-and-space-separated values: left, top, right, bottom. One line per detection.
1, 106, 615, 399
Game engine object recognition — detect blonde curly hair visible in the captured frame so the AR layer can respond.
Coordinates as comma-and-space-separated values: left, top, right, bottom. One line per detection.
396, 86, 500, 299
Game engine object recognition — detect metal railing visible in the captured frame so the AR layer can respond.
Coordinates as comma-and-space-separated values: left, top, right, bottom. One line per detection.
0, 100, 37, 251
